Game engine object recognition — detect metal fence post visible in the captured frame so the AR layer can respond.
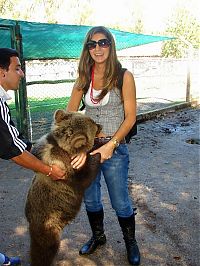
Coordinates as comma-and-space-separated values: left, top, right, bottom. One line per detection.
186, 59, 191, 102
178, 37, 194, 103
15, 22, 29, 138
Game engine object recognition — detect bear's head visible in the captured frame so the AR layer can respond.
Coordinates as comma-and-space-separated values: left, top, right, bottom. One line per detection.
52, 110, 102, 155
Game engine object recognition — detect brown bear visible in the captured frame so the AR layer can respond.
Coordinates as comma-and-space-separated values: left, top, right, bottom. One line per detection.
25, 109, 102, 266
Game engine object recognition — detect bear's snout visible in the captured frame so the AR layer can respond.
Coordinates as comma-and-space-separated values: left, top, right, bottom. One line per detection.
71, 134, 87, 149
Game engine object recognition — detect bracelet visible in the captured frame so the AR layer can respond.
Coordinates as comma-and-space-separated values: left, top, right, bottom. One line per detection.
111, 138, 120, 148
47, 166, 53, 177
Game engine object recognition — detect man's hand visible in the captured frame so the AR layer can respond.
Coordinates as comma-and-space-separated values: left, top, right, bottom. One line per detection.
49, 164, 66, 180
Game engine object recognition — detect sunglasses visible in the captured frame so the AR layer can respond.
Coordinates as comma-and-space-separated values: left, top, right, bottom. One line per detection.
86, 39, 111, 50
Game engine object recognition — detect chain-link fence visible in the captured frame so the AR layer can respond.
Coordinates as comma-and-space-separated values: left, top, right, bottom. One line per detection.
1, 19, 199, 142
120, 56, 199, 109
7, 56, 199, 142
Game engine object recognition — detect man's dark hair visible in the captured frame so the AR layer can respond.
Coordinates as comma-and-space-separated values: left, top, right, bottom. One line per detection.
0, 48, 19, 71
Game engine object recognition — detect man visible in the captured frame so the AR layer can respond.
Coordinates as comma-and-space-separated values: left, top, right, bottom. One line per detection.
0, 48, 65, 265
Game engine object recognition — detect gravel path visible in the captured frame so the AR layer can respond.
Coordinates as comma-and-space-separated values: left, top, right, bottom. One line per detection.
0, 106, 199, 266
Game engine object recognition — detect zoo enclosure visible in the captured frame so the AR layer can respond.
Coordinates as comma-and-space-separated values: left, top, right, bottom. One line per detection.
0, 18, 198, 141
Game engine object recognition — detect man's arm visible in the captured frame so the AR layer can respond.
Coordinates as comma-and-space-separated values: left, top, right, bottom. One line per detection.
0, 99, 65, 180
12, 150, 65, 180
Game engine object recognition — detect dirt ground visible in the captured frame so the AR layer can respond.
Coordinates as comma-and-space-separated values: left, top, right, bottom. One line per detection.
0, 106, 199, 266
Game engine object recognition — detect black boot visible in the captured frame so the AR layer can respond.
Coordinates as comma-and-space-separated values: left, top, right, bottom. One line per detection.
79, 209, 106, 255
118, 214, 140, 265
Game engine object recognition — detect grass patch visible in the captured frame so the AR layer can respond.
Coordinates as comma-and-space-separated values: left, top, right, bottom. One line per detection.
9, 96, 71, 114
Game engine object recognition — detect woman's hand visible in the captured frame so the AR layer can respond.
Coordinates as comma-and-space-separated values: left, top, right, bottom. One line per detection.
90, 141, 115, 163
71, 152, 87, 169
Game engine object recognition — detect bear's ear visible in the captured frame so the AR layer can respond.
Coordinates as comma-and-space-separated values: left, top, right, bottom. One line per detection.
54, 109, 66, 123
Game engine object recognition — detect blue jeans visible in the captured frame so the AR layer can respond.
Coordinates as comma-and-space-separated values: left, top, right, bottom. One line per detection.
84, 144, 134, 217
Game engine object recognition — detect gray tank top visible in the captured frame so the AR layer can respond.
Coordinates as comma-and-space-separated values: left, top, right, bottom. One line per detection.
85, 88, 124, 136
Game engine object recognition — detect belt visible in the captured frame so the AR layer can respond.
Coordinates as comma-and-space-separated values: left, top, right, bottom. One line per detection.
93, 136, 125, 148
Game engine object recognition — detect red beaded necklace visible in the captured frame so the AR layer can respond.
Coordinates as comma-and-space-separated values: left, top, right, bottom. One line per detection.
90, 65, 101, 104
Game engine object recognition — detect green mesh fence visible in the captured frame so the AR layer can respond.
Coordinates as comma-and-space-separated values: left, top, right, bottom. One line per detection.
0, 18, 173, 60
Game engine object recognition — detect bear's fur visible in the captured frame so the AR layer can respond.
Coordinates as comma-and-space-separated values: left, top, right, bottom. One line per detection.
25, 110, 102, 266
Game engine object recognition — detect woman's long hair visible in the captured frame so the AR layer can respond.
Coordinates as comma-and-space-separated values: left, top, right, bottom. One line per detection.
75, 26, 122, 100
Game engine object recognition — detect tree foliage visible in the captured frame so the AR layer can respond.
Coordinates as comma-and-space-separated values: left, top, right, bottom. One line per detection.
0, 0, 93, 24
0, 0, 18, 15
0, 0, 199, 58
161, 8, 200, 58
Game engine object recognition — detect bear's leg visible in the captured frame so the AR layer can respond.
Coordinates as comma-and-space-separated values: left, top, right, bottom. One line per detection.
78, 153, 101, 188
29, 223, 61, 266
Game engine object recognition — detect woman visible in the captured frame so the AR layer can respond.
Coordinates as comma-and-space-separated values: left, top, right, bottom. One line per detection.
66, 26, 140, 265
